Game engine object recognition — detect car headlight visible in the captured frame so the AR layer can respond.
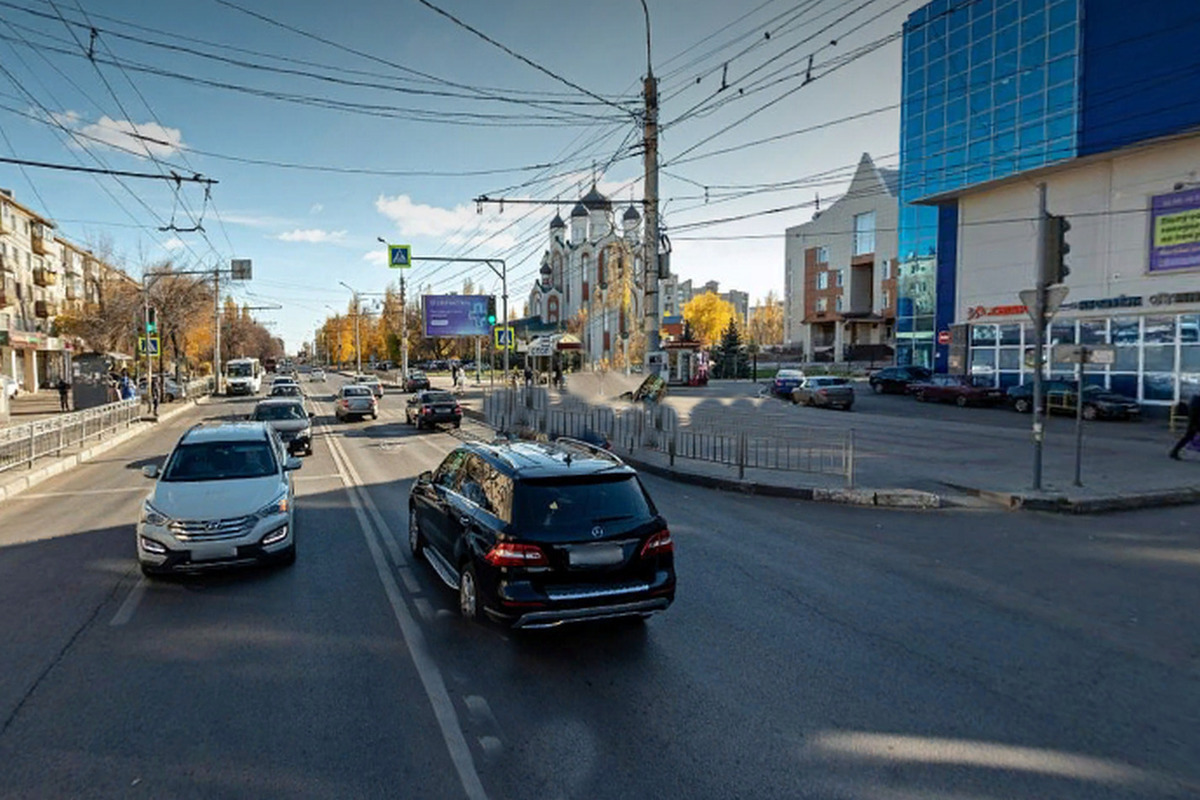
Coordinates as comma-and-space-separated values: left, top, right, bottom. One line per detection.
256, 491, 290, 519
142, 500, 170, 527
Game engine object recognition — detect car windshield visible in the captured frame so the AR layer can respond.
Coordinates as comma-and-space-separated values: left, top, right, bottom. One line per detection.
343, 387, 371, 397
161, 440, 277, 482
423, 391, 455, 403
776, 370, 802, 380
512, 475, 653, 539
409, 371, 426, 378
253, 403, 306, 421
227, 363, 252, 377
271, 385, 300, 395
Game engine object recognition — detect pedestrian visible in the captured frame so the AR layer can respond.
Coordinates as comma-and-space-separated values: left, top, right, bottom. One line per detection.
1169, 393, 1200, 459
119, 372, 135, 401
524, 365, 533, 387
56, 377, 70, 412
553, 362, 562, 390
151, 377, 161, 415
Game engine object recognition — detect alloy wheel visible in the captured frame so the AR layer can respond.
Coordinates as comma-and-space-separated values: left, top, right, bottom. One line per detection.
458, 568, 478, 619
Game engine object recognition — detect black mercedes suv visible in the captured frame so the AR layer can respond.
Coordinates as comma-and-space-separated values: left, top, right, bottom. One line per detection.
408, 439, 675, 629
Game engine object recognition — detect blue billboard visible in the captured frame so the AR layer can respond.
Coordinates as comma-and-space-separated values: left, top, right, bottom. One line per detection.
423, 295, 491, 337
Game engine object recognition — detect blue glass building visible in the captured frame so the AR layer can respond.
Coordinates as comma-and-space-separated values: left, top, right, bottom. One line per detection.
896, 0, 1200, 369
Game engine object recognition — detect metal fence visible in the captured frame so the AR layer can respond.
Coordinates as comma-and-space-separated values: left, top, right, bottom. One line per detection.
483, 389, 855, 486
0, 397, 142, 475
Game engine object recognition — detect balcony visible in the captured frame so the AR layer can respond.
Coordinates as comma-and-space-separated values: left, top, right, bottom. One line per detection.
33, 267, 57, 287
0, 214, 11, 235
31, 225, 51, 255
34, 300, 57, 318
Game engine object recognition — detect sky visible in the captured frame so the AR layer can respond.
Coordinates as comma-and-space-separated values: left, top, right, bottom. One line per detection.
0, 0, 925, 351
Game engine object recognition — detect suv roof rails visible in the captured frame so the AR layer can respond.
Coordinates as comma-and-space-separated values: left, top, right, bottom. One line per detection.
553, 437, 625, 465
473, 440, 519, 470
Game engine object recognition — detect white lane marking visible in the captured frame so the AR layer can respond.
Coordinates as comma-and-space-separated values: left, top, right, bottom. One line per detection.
413, 596, 434, 622
292, 473, 344, 482
316, 406, 488, 800
397, 566, 422, 595
13, 487, 147, 500
109, 577, 147, 626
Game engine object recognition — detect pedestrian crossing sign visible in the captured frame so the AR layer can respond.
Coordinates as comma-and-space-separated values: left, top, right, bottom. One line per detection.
494, 326, 515, 350
388, 244, 412, 269
138, 336, 160, 356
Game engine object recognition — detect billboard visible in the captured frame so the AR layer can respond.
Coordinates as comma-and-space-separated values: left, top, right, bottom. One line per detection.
423, 295, 492, 337
1150, 187, 1200, 272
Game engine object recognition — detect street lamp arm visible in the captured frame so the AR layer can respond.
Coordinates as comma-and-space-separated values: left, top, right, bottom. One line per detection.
639, 0, 652, 77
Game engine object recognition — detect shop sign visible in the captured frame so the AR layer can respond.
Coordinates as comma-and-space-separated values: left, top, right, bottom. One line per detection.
9, 331, 45, 348
967, 304, 1027, 320
1149, 187, 1200, 273
1064, 294, 1144, 312
1149, 291, 1200, 306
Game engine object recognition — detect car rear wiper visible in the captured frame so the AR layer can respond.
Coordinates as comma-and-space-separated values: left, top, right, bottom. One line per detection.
591, 514, 633, 523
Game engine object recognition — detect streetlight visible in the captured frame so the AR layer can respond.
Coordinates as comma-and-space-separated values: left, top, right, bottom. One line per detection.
377, 236, 410, 379
639, 0, 662, 372
338, 280, 364, 374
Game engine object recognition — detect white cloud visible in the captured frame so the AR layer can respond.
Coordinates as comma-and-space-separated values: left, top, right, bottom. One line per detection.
220, 211, 295, 229
48, 109, 81, 128
275, 228, 347, 243
76, 115, 184, 159
161, 237, 186, 251
374, 193, 520, 252
363, 250, 387, 266
309, 203, 324, 215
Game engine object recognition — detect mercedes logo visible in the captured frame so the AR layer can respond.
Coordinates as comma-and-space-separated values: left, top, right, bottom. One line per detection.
591, 526, 604, 539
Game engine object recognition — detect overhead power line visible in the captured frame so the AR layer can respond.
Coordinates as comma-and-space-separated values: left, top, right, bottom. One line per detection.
0, 155, 217, 182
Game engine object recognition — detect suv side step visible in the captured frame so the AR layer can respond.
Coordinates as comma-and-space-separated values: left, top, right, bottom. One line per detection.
424, 546, 460, 590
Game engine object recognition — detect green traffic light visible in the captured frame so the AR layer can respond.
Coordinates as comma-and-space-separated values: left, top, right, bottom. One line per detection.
487, 315, 497, 325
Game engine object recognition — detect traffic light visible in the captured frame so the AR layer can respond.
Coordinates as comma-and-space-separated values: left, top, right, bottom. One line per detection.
486, 295, 497, 326
1045, 214, 1071, 284
146, 307, 157, 334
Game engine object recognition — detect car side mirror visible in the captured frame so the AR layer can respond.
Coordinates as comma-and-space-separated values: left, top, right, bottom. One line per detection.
142, 464, 159, 479
418, 470, 433, 485
285, 457, 303, 472
308, 411, 315, 418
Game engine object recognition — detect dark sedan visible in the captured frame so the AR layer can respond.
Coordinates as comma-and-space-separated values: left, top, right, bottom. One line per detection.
406, 390, 462, 430
403, 370, 431, 393
912, 375, 1005, 406
1007, 381, 1140, 420
791, 376, 854, 410
868, 365, 932, 394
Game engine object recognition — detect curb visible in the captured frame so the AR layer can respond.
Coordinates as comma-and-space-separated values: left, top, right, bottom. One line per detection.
0, 397, 203, 505
942, 481, 1200, 514
464, 407, 942, 509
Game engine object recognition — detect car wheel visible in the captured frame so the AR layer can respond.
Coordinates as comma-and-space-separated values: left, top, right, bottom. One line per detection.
454, 420, 461, 428
1083, 404, 1099, 421
916, 391, 927, 402
371, 412, 378, 420
276, 542, 296, 567
955, 395, 968, 408
1014, 398, 1031, 414
139, 562, 165, 578
872, 382, 884, 395
458, 563, 481, 621
305, 445, 313, 456
408, 509, 424, 557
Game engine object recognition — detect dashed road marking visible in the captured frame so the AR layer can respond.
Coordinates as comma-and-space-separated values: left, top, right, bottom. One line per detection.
109, 577, 147, 626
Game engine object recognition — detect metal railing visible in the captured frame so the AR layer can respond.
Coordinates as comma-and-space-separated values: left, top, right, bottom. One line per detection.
0, 397, 141, 474
483, 388, 855, 486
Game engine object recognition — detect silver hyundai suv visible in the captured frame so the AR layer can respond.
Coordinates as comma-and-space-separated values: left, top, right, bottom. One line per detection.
137, 422, 300, 575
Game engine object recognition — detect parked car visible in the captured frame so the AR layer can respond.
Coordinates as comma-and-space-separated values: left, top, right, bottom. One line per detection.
137, 377, 186, 401
336, 384, 378, 421
408, 439, 675, 628
375, 360, 393, 371
912, 375, 1005, 406
404, 370, 431, 393
1007, 381, 1140, 420
791, 376, 855, 410
771, 369, 805, 398
136, 421, 299, 575
269, 383, 303, 399
250, 397, 314, 455
0, 374, 17, 400
406, 389, 462, 430
310, 369, 326, 382
868, 365, 932, 395
355, 374, 385, 398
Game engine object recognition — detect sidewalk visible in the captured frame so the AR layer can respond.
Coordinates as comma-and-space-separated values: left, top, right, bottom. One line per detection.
458, 382, 1200, 514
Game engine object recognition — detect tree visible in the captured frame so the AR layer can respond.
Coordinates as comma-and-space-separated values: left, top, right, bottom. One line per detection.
682, 291, 736, 345
749, 291, 784, 346
710, 318, 750, 379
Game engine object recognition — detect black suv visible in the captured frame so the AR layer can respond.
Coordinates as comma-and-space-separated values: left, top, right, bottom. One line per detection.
408, 439, 675, 629
868, 365, 932, 394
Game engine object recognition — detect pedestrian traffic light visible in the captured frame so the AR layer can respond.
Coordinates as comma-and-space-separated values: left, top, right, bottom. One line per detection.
146, 307, 157, 334
1045, 214, 1071, 284
486, 296, 497, 326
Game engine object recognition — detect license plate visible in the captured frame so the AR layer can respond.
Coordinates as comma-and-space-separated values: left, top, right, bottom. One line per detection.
568, 544, 624, 567
191, 545, 238, 562
437, 406, 451, 413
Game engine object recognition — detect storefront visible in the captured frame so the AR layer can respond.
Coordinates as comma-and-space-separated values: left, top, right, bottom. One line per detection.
2, 331, 68, 392
965, 295, 1200, 405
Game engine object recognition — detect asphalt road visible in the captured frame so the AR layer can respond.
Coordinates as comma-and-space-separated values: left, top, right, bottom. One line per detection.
0, 373, 1197, 799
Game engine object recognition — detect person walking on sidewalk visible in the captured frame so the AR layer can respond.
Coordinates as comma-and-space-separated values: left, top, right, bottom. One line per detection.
56, 377, 70, 412
1169, 393, 1200, 459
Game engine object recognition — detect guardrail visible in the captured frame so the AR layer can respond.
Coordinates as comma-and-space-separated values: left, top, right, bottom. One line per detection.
0, 397, 141, 475
483, 388, 855, 486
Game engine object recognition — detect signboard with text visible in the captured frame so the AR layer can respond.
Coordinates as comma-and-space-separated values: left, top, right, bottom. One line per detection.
1150, 187, 1200, 272
422, 295, 491, 337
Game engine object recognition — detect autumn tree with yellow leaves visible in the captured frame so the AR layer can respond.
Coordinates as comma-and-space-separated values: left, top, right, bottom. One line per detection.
682, 291, 736, 345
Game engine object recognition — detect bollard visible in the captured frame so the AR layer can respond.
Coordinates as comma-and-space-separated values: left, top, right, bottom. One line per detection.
669, 431, 676, 467
845, 428, 856, 489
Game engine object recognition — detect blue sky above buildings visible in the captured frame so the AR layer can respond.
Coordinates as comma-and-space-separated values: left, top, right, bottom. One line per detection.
0, 0, 923, 349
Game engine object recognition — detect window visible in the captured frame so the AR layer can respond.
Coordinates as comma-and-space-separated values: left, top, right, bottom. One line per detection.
882, 290, 891, 308
816, 298, 828, 313
882, 260, 891, 280
817, 272, 829, 290
816, 246, 829, 264
835, 296, 843, 313
836, 270, 844, 288
853, 211, 876, 255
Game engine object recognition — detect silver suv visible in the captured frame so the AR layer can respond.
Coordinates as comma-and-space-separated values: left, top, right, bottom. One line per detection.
137, 422, 300, 575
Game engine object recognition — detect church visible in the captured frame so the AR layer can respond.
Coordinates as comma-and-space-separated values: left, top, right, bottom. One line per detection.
526, 185, 651, 366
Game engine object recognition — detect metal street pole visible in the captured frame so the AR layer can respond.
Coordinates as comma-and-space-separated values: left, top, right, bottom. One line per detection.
409, 255, 508, 376
142, 281, 154, 417
1032, 182, 1048, 491
213, 267, 221, 394
640, 0, 661, 367
339, 281, 362, 374
1074, 350, 1085, 487
377, 237, 409, 379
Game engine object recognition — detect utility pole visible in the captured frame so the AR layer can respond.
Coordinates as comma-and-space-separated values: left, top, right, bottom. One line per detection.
640, 0, 660, 367
400, 272, 408, 380
142, 283, 155, 418
1031, 183, 1048, 491
339, 280, 362, 374
213, 268, 221, 394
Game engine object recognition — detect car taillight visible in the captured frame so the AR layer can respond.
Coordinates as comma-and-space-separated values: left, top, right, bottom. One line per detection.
640, 528, 673, 558
484, 542, 548, 567
340, 398, 349, 408
818, 389, 828, 396
454, 405, 462, 414
422, 405, 432, 415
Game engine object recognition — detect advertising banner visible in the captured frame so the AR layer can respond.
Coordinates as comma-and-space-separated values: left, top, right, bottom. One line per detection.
422, 295, 492, 337
1149, 187, 1200, 272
